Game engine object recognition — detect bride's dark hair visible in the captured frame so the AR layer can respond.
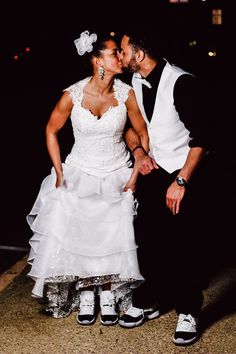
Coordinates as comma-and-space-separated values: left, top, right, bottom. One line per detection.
77, 30, 118, 74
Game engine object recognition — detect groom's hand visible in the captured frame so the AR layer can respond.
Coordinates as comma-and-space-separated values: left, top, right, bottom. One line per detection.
139, 156, 159, 175
134, 150, 159, 175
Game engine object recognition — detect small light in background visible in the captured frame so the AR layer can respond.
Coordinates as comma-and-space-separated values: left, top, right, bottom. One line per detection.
208, 51, 217, 57
110, 32, 115, 37
11, 46, 31, 62
169, 0, 189, 2
212, 9, 222, 25
189, 40, 197, 47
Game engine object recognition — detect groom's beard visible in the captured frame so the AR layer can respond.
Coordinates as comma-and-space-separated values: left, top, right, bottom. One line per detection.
122, 57, 140, 73
122, 66, 133, 73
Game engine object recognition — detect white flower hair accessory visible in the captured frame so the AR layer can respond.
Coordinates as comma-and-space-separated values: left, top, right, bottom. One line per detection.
74, 30, 97, 56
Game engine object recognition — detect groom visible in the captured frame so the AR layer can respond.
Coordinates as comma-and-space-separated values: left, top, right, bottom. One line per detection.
118, 29, 213, 346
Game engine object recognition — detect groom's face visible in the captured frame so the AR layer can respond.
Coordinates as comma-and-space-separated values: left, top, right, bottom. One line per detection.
120, 35, 140, 73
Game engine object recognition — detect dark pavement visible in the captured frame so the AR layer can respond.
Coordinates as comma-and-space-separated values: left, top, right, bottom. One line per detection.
0, 257, 236, 354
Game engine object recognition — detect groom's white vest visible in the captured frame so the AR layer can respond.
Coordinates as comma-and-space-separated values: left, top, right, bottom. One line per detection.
132, 61, 192, 173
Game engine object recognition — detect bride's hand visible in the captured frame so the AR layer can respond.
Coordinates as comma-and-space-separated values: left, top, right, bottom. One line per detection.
56, 172, 63, 188
123, 165, 139, 192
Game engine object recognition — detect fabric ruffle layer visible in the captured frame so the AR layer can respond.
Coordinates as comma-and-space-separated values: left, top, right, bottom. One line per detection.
27, 164, 143, 297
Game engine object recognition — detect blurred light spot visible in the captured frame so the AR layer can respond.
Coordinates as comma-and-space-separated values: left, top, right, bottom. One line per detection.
25, 47, 31, 52
208, 51, 217, 57
13, 55, 19, 60
169, 0, 189, 2
110, 32, 115, 37
189, 40, 197, 46
212, 9, 222, 25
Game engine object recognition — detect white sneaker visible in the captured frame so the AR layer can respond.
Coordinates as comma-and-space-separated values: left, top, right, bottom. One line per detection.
118, 306, 144, 328
118, 304, 160, 328
173, 313, 199, 346
77, 290, 95, 325
100, 290, 118, 325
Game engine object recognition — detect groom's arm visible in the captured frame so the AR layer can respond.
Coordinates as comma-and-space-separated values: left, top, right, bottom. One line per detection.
125, 127, 158, 175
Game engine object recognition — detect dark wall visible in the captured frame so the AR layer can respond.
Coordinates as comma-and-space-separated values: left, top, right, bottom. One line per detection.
1, 1, 234, 269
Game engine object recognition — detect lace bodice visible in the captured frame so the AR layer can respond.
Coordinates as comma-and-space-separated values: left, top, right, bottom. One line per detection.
64, 77, 132, 176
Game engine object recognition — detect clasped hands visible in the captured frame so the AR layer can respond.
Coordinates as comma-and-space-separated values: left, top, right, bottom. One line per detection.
123, 154, 185, 215
123, 154, 159, 192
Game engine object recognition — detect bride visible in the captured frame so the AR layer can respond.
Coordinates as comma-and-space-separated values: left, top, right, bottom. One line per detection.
27, 29, 149, 326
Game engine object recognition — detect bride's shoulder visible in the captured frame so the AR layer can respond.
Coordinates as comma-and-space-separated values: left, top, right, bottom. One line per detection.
62, 77, 91, 103
114, 78, 133, 103
64, 76, 91, 92
114, 78, 132, 91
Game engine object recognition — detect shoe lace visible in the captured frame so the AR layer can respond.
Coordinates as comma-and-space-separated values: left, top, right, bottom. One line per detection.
126, 306, 143, 317
177, 314, 197, 331
101, 298, 115, 307
80, 298, 94, 309
100, 295, 117, 316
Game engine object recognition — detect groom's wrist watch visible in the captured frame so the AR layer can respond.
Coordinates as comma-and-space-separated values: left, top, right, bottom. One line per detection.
175, 176, 187, 187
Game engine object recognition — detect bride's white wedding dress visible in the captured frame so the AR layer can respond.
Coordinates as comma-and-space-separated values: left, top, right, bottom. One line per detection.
26, 77, 143, 318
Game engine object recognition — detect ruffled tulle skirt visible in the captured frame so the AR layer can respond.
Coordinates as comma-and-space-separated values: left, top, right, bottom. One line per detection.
26, 163, 143, 316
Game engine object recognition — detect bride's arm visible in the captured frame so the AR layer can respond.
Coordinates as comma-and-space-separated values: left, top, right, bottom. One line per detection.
125, 89, 149, 153
46, 92, 73, 187
123, 89, 149, 192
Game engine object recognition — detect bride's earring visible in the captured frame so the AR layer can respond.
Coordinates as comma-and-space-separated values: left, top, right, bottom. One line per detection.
98, 66, 105, 80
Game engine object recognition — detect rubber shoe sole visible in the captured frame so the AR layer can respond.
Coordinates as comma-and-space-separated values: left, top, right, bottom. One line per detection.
172, 335, 198, 346
144, 308, 160, 320
118, 314, 144, 328
77, 315, 96, 325
118, 308, 160, 328
100, 315, 118, 326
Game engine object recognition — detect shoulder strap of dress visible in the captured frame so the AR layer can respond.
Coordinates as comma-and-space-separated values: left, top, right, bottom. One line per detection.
63, 77, 91, 104
113, 79, 132, 104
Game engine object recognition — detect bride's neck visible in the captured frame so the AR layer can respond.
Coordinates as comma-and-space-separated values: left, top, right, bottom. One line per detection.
90, 74, 114, 94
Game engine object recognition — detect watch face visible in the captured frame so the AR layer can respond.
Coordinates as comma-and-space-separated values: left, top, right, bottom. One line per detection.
176, 177, 187, 186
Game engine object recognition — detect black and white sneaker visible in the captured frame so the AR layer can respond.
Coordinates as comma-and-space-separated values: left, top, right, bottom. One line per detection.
77, 290, 95, 325
173, 313, 199, 346
118, 305, 160, 328
144, 306, 160, 320
100, 290, 118, 326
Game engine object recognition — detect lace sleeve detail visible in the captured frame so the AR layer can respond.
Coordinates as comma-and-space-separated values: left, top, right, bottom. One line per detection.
114, 79, 132, 104
63, 77, 91, 104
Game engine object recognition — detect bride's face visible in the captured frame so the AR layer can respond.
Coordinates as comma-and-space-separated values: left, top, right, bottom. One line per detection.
99, 40, 123, 75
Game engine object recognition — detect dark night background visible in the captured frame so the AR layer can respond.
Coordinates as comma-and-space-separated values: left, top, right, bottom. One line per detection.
1, 1, 234, 273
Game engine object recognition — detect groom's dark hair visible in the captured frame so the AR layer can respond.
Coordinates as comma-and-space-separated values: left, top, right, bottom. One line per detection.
122, 27, 170, 61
